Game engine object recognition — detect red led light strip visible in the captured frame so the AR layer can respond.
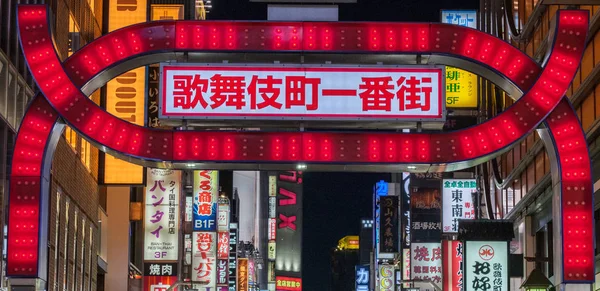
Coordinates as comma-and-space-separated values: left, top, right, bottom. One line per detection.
10, 5, 591, 282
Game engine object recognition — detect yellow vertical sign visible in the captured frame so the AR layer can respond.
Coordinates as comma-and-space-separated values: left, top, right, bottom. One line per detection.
104, 0, 148, 184
445, 66, 478, 108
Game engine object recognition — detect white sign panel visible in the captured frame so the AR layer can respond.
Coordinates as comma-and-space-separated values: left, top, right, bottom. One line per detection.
144, 169, 181, 261
160, 65, 445, 121
192, 231, 217, 287
410, 243, 442, 288
441, 10, 477, 28
442, 179, 476, 233
379, 265, 395, 291
218, 204, 230, 231
465, 241, 508, 291
186, 196, 193, 222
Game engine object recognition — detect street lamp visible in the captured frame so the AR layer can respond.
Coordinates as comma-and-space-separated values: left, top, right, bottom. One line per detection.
520, 267, 553, 291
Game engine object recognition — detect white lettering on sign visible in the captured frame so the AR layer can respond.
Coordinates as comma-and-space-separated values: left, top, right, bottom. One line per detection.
160, 65, 445, 121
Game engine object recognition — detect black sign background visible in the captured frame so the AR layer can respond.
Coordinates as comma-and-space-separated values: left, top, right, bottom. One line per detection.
410, 174, 442, 242
379, 196, 399, 253
275, 171, 303, 278
143, 262, 178, 276
229, 223, 238, 291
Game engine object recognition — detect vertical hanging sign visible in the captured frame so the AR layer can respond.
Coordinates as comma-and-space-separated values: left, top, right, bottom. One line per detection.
379, 265, 395, 291
442, 240, 463, 291
228, 223, 238, 291
194, 170, 219, 231
442, 179, 476, 233
355, 265, 370, 291
238, 258, 249, 291
144, 169, 181, 261
192, 231, 217, 289
104, 0, 147, 184
379, 196, 399, 254
410, 242, 442, 286
275, 171, 303, 278
464, 241, 508, 291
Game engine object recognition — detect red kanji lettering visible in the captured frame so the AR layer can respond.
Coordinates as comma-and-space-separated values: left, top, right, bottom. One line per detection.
358, 77, 394, 111
199, 191, 212, 203
248, 75, 283, 109
199, 204, 212, 215
397, 76, 432, 111
173, 74, 209, 109
285, 76, 320, 110
209, 74, 246, 109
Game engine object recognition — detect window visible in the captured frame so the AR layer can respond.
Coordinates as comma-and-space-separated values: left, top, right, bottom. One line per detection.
68, 14, 80, 57
62, 199, 70, 291
65, 127, 78, 151
80, 218, 86, 291
72, 209, 78, 291
81, 139, 92, 172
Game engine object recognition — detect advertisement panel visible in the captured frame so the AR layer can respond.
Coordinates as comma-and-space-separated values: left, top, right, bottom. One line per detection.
269, 218, 277, 240
144, 262, 178, 277
160, 65, 445, 121
248, 260, 255, 288
442, 179, 476, 233
464, 241, 508, 291
238, 258, 249, 291
143, 276, 178, 291
355, 265, 369, 291
269, 197, 277, 218
217, 259, 228, 286
400, 173, 411, 248
218, 232, 230, 259
105, 0, 147, 184
186, 196, 193, 222
441, 10, 478, 109
379, 265, 395, 291
402, 249, 411, 281
442, 241, 463, 291
193, 170, 219, 231
276, 276, 302, 291
275, 171, 303, 277
144, 169, 180, 261
410, 174, 442, 242
192, 232, 217, 288
378, 196, 399, 254
218, 204, 230, 230
268, 240, 277, 261
228, 223, 238, 291
410, 242, 442, 286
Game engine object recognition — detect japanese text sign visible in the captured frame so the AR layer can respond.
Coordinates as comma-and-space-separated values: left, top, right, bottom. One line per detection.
217, 259, 228, 286
238, 258, 248, 291
276, 276, 302, 291
144, 169, 181, 261
143, 276, 177, 291
218, 231, 230, 259
268, 241, 276, 261
217, 204, 230, 231
442, 241, 463, 291
356, 265, 369, 291
379, 265, 395, 291
410, 175, 442, 242
441, 10, 478, 108
160, 65, 445, 121
410, 242, 443, 285
192, 231, 217, 287
379, 196, 399, 253
229, 223, 238, 291
144, 262, 178, 277
193, 170, 219, 231
442, 179, 476, 233
465, 241, 508, 291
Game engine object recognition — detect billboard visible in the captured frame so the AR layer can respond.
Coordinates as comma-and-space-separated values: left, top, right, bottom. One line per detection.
144, 262, 178, 277
379, 265, 395, 291
464, 241, 508, 291
355, 265, 369, 291
410, 174, 442, 242
238, 258, 249, 291
144, 169, 180, 261
275, 171, 303, 277
143, 276, 178, 291
192, 232, 217, 288
104, 0, 147, 184
440, 10, 478, 109
379, 196, 399, 254
442, 241, 463, 291
276, 276, 302, 291
410, 242, 442, 286
218, 232, 230, 259
217, 259, 229, 286
193, 170, 219, 231
160, 65, 445, 121
442, 179, 476, 233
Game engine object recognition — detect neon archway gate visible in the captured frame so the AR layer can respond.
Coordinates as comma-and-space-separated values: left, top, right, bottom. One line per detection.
9, 4, 594, 287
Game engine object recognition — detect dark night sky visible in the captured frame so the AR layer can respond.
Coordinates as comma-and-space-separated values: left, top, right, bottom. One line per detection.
209, 0, 479, 289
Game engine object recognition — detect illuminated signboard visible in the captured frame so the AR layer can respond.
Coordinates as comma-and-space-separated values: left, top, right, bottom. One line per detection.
160, 65, 445, 121
464, 241, 508, 291
229, 223, 238, 291
238, 258, 249, 291
144, 169, 180, 261
143, 276, 177, 291
268, 241, 277, 260
276, 276, 302, 291
217, 259, 228, 286
441, 10, 478, 108
218, 232, 229, 259
379, 265, 395, 291
443, 240, 463, 291
193, 170, 219, 231
192, 232, 217, 288
410, 242, 442, 286
442, 179, 476, 233
379, 196, 399, 253
269, 218, 277, 240
275, 171, 303, 275
355, 265, 369, 291
104, 0, 147, 184
402, 248, 410, 282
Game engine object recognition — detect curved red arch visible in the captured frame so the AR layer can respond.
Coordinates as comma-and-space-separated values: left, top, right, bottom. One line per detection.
8, 4, 593, 284
15, 6, 587, 168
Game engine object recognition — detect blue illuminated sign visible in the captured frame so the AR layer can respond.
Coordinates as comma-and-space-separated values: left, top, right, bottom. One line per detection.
441, 10, 477, 29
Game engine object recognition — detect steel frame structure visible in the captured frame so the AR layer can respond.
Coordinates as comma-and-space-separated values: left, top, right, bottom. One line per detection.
7, 4, 594, 288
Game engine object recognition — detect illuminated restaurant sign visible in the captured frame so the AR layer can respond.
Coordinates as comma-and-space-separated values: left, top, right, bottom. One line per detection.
193, 170, 219, 231
160, 65, 445, 121
442, 179, 476, 233
144, 169, 180, 261
192, 232, 217, 288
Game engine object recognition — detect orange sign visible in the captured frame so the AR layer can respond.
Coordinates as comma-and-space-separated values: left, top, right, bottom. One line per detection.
238, 258, 248, 291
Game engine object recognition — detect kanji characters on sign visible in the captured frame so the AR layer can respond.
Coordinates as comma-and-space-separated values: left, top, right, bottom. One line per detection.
162, 66, 444, 120
411, 243, 443, 285
442, 179, 476, 233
